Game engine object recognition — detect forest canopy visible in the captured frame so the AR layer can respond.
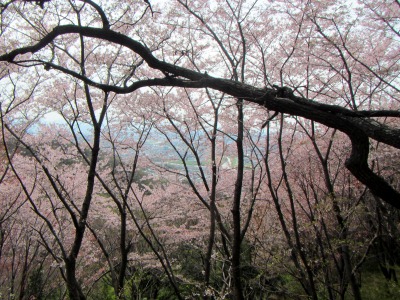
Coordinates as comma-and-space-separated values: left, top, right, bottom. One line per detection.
0, 0, 399, 299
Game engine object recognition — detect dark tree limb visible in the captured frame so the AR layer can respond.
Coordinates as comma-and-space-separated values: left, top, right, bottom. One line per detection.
1, 24, 400, 207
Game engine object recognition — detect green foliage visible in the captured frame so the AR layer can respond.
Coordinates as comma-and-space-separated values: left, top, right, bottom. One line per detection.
279, 274, 307, 298
359, 271, 400, 300
155, 287, 176, 300
172, 244, 203, 282
87, 278, 116, 300
27, 268, 44, 300
26, 268, 62, 300
128, 267, 163, 299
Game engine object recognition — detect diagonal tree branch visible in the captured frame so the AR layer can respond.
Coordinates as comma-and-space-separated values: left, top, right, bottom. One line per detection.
1, 24, 400, 207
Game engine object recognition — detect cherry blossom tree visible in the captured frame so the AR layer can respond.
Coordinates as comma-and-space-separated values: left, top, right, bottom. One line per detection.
1, 0, 397, 205
0, 0, 399, 299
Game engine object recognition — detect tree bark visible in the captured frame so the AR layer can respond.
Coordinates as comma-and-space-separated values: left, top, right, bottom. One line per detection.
231, 99, 245, 300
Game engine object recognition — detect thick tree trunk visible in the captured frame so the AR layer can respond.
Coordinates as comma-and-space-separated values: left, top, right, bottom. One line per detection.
117, 208, 129, 298
65, 257, 86, 300
64, 108, 103, 299
231, 99, 245, 300
204, 111, 219, 294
